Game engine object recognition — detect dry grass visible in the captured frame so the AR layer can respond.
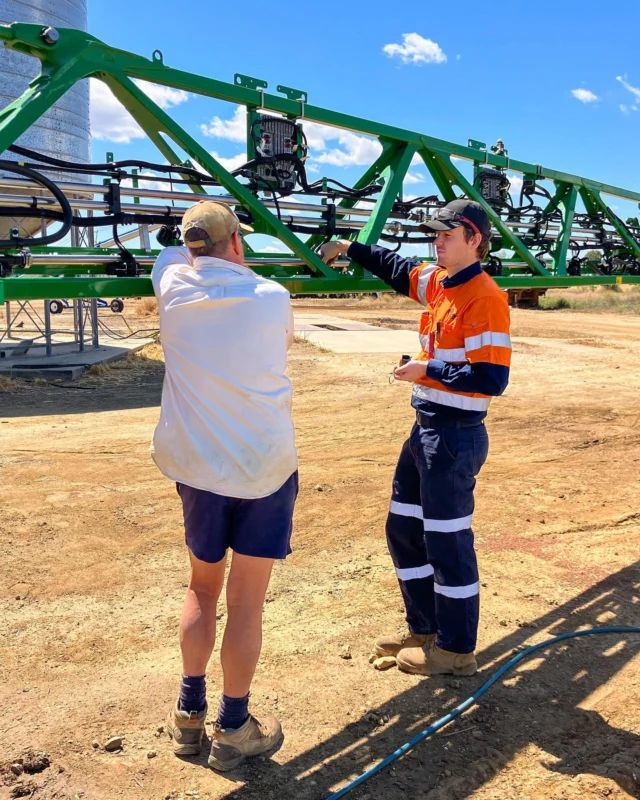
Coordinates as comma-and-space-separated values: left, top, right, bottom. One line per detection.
135, 297, 159, 317
292, 333, 331, 353
293, 333, 315, 346
350, 293, 415, 308
137, 341, 164, 362
0, 375, 26, 392
87, 345, 164, 377
292, 292, 414, 310
540, 284, 640, 314
87, 362, 112, 376
0, 344, 166, 393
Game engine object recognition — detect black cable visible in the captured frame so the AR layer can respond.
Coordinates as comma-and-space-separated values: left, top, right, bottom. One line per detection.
271, 191, 281, 221
96, 317, 159, 340
287, 223, 359, 236
7, 144, 221, 184
108, 224, 141, 276
301, 175, 381, 198
7, 144, 380, 206
0, 205, 182, 229
380, 233, 435, 244
0, 161, 73, 247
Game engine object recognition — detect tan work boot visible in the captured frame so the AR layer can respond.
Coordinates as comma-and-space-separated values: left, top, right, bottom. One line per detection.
166, 702, 207, 755
208, 714, 283, 772
397, 644, 477, 676
374, 630, 436, 658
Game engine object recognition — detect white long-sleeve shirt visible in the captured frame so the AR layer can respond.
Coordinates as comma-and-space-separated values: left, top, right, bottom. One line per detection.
150, 247, 297, 499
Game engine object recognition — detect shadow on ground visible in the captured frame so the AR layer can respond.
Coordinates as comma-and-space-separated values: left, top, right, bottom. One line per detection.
221, 563, 640, 800
0, 355, 165, 417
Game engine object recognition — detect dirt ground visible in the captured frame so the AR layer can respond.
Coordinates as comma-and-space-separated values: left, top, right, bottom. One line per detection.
1, 300, 640, 800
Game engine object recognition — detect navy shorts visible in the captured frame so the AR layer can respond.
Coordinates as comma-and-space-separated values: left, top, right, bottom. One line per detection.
176, 471, 298, 563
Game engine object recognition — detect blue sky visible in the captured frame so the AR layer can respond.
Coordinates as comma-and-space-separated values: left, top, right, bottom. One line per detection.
84, 0, 640, 245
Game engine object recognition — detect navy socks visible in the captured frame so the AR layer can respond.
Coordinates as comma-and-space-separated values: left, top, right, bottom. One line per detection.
217, 693, 250, 730
177, 676, 249, 729
178, 674, 207, 714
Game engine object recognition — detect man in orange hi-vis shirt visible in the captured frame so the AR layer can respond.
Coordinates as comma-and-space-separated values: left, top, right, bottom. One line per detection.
320, 199, 511, 677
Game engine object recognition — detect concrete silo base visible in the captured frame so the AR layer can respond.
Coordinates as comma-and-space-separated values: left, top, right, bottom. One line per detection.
0, 338, 153, 380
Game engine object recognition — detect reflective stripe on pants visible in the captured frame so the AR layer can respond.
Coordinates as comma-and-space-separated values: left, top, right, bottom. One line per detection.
385, 421, 489, 653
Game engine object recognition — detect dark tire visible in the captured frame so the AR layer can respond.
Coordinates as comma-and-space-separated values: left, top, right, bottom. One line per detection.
49, 300, 64, 315
110, 299, 124, 313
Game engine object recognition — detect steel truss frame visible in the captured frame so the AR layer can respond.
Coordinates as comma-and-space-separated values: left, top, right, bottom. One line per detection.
1, 21, 640, 302
1, 298, 99, 356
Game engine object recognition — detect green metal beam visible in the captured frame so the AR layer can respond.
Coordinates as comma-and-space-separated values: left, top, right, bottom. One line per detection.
0, 68, 86, 156
579, 186, 601, 217
431, 154, 551, 276
418, 148, 457, 203
1, 21, 640, 299
102, 72, 207, 195
98, 70, 338, 278
585, 189, 640, 261
2, 22, 640, 203
3, 272, 638, 303
356, 143, 416, 244
0, 274, 391, 302
305, 140, 400, 251
552, 183, 577, 277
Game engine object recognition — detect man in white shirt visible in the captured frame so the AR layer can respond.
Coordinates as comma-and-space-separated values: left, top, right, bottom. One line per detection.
151, 200, 298, 771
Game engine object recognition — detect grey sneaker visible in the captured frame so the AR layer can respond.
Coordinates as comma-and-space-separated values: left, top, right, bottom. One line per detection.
374, 630, 436, 658
167, 701, 207, 755
208, 714, 283, 771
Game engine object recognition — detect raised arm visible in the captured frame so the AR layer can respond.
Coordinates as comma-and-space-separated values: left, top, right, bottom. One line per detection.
320, 239, 436, 303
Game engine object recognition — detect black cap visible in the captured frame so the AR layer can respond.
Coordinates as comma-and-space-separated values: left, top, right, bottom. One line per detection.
418, 199, 491, 237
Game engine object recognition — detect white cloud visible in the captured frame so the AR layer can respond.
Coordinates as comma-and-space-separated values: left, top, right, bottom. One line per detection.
314, 132, 382, 167
199, 108, 382, 170
456, 54, 461, 61
135, 81, 189, 110
90, 79, 189, 144
90, 80, 145, 144
571, 88, 598, 103
263, 243, 292, 253
383, 33, 447, 65
122, 171, 175, 193
404, 171, 425, 184
301, 121, 383, 167
201, 105, 247, 142
200, 105, 286, 142
616, 75, 640, 103
620, 104, 629, 115
209, 151, 247, 172
507, 173, 523, 198
302, 121, 336, 151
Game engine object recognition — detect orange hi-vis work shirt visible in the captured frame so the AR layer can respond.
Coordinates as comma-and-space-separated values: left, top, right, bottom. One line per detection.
347, 243, 512, 422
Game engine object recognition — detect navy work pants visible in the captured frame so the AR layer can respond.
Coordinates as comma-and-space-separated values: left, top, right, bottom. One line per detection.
385, 422, 489, 654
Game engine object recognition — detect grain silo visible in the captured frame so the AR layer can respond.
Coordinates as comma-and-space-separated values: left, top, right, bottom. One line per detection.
0, 0, 90, 238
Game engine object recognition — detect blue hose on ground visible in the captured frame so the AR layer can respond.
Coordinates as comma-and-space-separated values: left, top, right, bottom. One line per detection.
327, 626, 640, 800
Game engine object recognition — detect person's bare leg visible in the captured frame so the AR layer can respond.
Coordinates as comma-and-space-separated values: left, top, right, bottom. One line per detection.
220, 552, 274, 697
167, 549, 227, 755
180, 548, 227, 676
209, 552, 282, 771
